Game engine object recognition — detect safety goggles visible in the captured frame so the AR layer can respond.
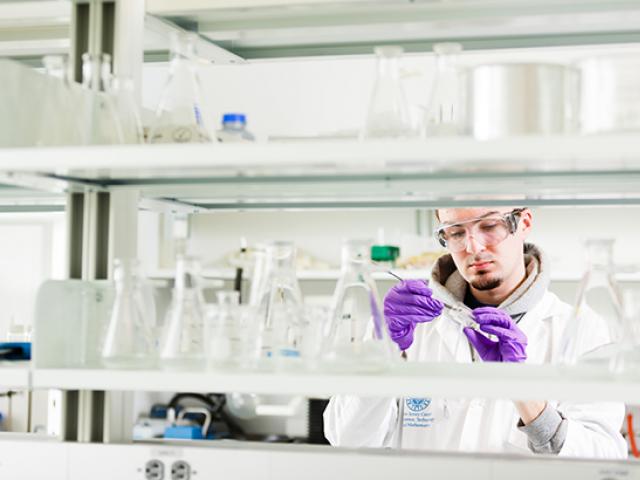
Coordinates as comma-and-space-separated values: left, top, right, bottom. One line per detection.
436, 208, 526, 252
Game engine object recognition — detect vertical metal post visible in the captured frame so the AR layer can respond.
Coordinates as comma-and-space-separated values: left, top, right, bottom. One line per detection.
56, 0, 144, 444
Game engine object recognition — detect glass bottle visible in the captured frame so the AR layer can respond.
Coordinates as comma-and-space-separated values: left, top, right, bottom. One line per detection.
559, 239, 624, 370
38, 55, 74, 146
362, 46, 415, 139
108, 76, 144, 144
248, 241, 305, 370
424, 42, 467, 137
149, 32, 213, 144
159, 255, 206, 370
321, 239, 395, 372
206, 290, 245, 370
81, 52, 124, 145
216, 113, 255, 142
101, 259, 156, 368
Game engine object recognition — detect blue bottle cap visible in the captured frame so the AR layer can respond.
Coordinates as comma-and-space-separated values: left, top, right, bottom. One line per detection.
222, 113, 246, 124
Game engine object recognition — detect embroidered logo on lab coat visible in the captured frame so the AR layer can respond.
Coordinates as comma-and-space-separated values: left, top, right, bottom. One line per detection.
406, 398, 431, 412
404, 397, 434, 428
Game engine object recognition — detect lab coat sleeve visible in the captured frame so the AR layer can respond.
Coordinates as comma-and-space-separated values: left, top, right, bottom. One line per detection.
557, 401, 628, 459
323, 395, 398, 448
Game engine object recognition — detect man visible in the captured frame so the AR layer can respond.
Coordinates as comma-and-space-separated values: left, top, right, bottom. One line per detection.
324, 207, 627, 458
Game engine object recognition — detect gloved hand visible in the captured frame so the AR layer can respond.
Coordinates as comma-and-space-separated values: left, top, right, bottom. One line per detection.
463, 307, 527, 362
383, 280, 444, 351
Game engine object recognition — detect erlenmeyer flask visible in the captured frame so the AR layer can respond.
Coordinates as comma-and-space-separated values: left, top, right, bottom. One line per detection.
559, 239, 624, 371
159, 255, 206, 370
206, 290, 245, 370
321, 239, 395, 372
424, 42, 467, 137
609, 284, 640, 374
362, 46, 415, 139
108, 76, 144, 144
81, 53, 124, 144
149, 32, 213, 144
101, 259, 156, 368
248, 241, 305, 370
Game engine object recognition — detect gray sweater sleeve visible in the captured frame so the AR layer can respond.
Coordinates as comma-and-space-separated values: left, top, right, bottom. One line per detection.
517, 403, 568, 454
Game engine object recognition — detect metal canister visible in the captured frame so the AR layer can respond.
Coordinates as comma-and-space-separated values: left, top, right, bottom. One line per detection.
468, 63, 579, 140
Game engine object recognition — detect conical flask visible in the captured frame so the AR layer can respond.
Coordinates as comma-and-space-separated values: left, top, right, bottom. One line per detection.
149, 32, 213, 143
159, 255, 206, 370
424, 42, 467, 136
81, 53, 125, 145
559, 239, 624, 371
101, 259, 156, 368
321, 239, 395, 372
362, 46, 415, 139
248, 241, 305, 370
612, 284, 640, 374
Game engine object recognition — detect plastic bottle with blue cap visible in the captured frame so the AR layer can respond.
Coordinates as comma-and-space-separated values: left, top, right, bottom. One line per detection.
216, 113, 255, 142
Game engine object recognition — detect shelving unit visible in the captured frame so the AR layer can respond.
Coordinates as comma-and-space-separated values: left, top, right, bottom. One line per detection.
3, 1, 640, 478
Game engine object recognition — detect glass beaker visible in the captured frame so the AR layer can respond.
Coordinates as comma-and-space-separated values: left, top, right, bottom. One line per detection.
424, 42, 467, 137
148, 31, 213, 144
159, 255, 207, 370
206, 290, 245, 370
81, 52, 125, 145
321, 239, 395, 372
101, 259, 156, 369
362, 46, 415, 139
559, 239, 624, 370
247, 241, 305, 370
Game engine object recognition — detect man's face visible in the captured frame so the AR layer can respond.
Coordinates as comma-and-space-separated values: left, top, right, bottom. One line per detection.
437, 207, 532, 291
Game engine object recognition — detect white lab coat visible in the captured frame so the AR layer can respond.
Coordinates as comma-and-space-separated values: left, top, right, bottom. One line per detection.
324, 290, 628, 459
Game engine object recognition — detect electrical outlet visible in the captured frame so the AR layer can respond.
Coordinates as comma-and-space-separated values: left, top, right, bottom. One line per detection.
145, 459, 164, 480
171, 460, 191, 480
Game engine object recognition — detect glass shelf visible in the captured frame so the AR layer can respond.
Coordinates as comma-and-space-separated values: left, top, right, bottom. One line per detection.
29, 362, 640, 403
3, 135, 640, 209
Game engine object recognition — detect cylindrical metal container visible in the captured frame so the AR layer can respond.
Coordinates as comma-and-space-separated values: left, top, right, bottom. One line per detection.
580, 54, 640, 134
468, 63, 579, 140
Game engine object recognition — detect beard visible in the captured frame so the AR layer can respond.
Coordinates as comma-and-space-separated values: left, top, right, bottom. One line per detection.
470, 273, 503, 291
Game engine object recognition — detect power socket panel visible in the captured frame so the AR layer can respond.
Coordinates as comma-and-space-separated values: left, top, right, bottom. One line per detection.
171, 460, 191, 480
145, 459, 165, 480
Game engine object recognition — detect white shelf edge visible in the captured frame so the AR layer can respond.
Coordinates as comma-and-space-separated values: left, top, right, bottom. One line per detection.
4, 135, 640, 174
30, 363, 640, 403
0, 362, 31, 389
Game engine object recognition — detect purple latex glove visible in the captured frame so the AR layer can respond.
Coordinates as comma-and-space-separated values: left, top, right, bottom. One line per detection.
463, 307, 527, 363
383, 279, 444, 351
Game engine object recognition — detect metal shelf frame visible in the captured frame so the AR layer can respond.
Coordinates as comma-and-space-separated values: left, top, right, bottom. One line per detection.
147, 0, 640, 58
